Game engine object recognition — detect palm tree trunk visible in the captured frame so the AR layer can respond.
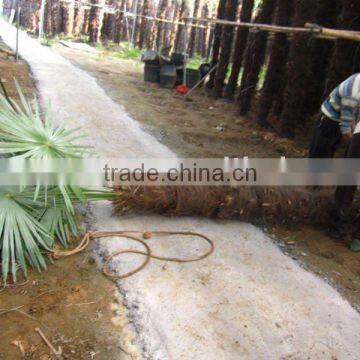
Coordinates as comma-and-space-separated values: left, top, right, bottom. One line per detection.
156, 0, 170, 50
44, 0, 53, 35
167, 0, 180, 52
188, 0, 201, 57
133, 0, 144, 46
148, 0, 158, 49
223, 0, 254, 100
238, 0, 276, 115
256, 0, 292, 125
213, 0, 239, 98
114, 0, 126, 43
62, 0, 75, 36
82, 9, 90, 35
206, 0, 227, 89
89, 0, 105, 43
174, 0, 189, 53
280, 0, 315, 138
139, 0, 151, 48
302, 0, 341, 118
200, 0, 212, 58
323, 0, 360, 97
73, 3, 85, 37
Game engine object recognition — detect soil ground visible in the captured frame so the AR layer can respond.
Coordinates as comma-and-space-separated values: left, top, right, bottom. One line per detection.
0, 44, 132, 360
0, 39, 359, 359
53, 43, 360, 311
54, 44, 307, 158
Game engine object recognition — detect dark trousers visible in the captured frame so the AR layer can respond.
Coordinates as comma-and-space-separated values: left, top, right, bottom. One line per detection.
309, 115, 342, 158
334, 133, 360, 228
309, 115, 359, 232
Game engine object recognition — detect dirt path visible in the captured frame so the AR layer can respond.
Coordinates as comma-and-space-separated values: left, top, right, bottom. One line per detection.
1, 22, 360, 359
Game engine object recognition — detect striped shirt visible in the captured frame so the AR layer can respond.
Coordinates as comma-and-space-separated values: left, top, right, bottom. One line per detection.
321, 73, 360, 134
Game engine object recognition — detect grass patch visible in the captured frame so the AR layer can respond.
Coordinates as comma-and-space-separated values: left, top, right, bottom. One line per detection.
187, 54, 208, 70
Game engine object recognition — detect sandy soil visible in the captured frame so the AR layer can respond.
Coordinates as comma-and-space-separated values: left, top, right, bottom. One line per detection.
53, 44, 360, 312
0, 44, 133, 360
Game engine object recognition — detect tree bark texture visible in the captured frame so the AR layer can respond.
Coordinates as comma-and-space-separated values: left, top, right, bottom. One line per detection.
207, 0, 227, 89
223, 0, 255, 100
213, 0, 239, 98
238, 0, 277, 115
89, 0, 105, 43
256, 0, 292, 125
280, 0, 315, 138
323, 0, 360, 97
188, 0, 202, 57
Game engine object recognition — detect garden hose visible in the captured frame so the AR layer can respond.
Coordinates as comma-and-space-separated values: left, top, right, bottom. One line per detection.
51, 231, 214, 279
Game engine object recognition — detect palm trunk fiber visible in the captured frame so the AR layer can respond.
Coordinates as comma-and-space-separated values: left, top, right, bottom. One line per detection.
89, 0, 105, 43
62, 0, 75, 36
82, 9, 90, 35
213, 0, 239, 98
323, 0, 360, 97
102, 13, 115, 40
114, 0, 126, 43
200, 0, 212, 58
206, 0, 227, 90
280, 0, 315, 139
44, 0, 53, 35
114, 186, 357, 227
238, 0, 276, 115
256, 0, 292, 126
223, 0, 255, 101
133, 0, 144, 46
188, 0, 201, 58
167, 1, 180, 53
302, 0, 341, 118
22, 0, 39, 33
139, 0, 151, 49
156, 0, 170, 50
174, 0, 189, 53
148, 0, 158, 50
73, 4, 85, 37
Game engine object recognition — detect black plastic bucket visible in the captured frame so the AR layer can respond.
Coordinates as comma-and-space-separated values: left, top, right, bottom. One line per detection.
171, 53, 185, 67
160, 64, 177, 89
144, 64, 161, 83
186, 68, 200, 88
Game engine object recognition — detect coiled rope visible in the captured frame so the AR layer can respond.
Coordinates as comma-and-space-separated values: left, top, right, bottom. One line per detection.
51, 231, 214, 279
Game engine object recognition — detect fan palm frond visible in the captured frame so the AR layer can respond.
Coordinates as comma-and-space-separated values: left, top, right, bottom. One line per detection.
0, 192, 53, 283
0, 83, 115, 284
0, 81, 89, 158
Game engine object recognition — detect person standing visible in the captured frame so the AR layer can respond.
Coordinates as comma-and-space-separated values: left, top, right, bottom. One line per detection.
309, 73, 360, 250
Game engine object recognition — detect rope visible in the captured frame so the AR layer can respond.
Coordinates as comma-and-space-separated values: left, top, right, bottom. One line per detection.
51, 231, 214, 279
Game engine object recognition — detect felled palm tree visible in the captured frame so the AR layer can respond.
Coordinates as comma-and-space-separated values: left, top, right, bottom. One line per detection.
0, 83, 114, 284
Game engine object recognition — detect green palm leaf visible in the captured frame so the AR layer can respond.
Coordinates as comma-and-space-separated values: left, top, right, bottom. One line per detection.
0, 194, 53, 283
0, 83, 115, 284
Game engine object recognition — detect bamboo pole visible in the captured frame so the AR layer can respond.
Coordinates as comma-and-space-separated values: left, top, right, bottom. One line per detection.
184, 17, 360, 42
